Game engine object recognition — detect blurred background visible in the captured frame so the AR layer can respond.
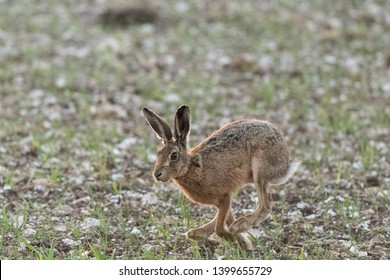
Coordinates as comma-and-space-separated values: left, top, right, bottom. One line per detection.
0, 0, 389, 259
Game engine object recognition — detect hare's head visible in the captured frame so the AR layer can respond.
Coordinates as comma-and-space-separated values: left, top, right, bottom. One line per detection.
143, 105, 191, 182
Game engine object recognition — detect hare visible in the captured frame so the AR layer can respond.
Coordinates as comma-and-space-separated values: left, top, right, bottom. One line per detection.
143, 105, 299, 250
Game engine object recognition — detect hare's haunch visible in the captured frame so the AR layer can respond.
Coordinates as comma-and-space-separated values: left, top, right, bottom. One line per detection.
143, 105, 299, 250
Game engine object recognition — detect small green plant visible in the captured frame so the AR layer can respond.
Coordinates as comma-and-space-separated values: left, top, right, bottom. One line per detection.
4, 173, 15, 186
156, 224, 170, 239
142, 248, 157, 260
359, 138, 378, 170
50, 169, 63, 183
22, 239, 56, 260
190, 241, 202, 260
336, 162, 343, 184
299, 246, 305, 260
135, 72, 165, 101
69, 220, 82, 240
88, 242, 109, 260
177, 194, 194, 228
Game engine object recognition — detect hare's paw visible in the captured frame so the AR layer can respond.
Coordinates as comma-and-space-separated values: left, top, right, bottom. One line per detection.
229, 216, 252, 234
186, 228, 212, 240
237, 233, 253, 250
215, 228, 235, 242
216, 230, 253, 250
231, 211, 271, 234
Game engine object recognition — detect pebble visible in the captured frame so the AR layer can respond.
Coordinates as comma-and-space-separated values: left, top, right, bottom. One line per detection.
53, 205, 73, 216
142, 192, 159, 206
54, 224, 67, 232
3, 184, 12, 191
288, 210, 302, 222
109, 194, 122, 204
324, 196, 334, 203
13, 215, 24, 228
350, 246, 368, 257
305, 214, 317, 220
23, 228, 37, 237
33, 184, 46, 192
339, 240, 351, 248
142, 244, 153, 252
327, 209, 337, 217
81, 218, 100, 230
297, 201, 307, 209
18, 242, 26, 252
62, 238, 79, 248
111, 173, 124, 181
313, 226, 324, 234
117, 137, 137, 150
72, 196, 91, 205
131, 227, 141, 235
175, 2, 189, 13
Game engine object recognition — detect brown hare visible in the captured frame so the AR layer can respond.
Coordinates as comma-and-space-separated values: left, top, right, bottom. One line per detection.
143, 105, 299, 250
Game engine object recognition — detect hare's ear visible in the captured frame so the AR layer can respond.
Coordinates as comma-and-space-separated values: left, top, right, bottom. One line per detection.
174, 105, 190, 145
143, 108, 173, 144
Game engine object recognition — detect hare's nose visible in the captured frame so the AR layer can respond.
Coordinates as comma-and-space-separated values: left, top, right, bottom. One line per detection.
154, 171, 163, 181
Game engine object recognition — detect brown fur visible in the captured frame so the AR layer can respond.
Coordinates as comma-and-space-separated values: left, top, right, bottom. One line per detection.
143, 105, 299, 249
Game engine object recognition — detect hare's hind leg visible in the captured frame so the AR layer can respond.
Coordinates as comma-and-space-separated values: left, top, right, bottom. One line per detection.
230, 178, 271, 234
230, 155, 272, 233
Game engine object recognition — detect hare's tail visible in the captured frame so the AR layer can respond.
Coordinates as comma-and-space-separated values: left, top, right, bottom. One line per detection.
270, 160, 300, 185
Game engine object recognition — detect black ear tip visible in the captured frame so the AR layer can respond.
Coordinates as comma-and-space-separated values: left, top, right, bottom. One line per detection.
178, 105, 190, 113
142, 107, 151, 116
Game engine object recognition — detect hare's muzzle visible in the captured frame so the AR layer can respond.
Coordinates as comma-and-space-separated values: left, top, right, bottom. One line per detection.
153, 170, 163, 182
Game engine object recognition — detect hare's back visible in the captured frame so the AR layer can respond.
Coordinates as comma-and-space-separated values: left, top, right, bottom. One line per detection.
193, 119, 285, 154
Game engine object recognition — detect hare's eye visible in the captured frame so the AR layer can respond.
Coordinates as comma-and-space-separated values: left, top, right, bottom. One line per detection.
170, 152, 178, 161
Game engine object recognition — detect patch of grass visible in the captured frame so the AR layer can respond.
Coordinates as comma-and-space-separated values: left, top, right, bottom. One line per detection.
178, 194, 194, 228
135, 72, 166, 101
359, 138, 379, 171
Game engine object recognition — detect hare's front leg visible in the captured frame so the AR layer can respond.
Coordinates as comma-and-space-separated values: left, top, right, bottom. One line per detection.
214, 196, 253, 250
230, 180, 271, 234
214, 194, 236, 240
186, 206, 234, 240
186, 194, 253, 250
185, 194, 235, 241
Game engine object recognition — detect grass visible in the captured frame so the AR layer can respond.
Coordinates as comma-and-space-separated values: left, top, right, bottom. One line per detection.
0, 0, 390, 260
